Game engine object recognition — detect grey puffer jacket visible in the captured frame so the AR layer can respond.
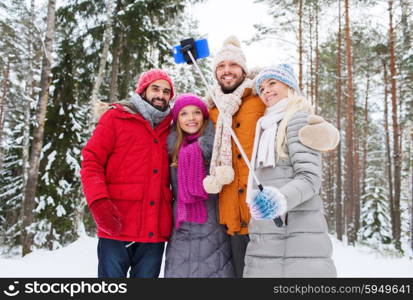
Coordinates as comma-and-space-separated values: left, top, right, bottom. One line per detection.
164, 120, 234, 278
243, 111, 337, 278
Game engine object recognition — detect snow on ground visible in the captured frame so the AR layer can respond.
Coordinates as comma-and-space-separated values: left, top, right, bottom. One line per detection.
333, 240, 413, 277
0, 236, 412, 278
0, 237, 97, 278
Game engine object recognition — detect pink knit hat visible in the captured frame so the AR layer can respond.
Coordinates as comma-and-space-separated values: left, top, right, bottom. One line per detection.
171, 93, 209, 123
135, 69, 174, 99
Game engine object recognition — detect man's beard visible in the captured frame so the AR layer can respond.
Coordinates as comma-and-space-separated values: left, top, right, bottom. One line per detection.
143, 96, 168, 112
218, 75, 245, 94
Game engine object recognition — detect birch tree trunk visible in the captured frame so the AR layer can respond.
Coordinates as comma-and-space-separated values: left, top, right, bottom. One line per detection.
22, 0, 36, 192
361, 76, 370, 198
382, 59, 396, 240
21, 0, 56, 256
108, 33, 122, 103
90, 0, 113, 114
0, 58, 10, 173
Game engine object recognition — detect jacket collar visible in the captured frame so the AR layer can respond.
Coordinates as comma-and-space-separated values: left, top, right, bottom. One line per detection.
242, 87, 253, 99
111, 103, 172, 135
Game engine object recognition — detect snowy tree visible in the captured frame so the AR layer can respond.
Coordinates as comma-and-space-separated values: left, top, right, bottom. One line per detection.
32, 0, 205, 250
0, 0, 43, 253
21, 0, 56, 256
359, 185, 392, 248
163, 13, 213, 99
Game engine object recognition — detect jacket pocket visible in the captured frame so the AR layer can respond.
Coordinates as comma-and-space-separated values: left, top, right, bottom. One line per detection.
108, 183, 144, 237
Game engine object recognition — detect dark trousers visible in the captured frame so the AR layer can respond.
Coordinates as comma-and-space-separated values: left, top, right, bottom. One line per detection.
230, 234, 250, 278
97, 237, 165, 278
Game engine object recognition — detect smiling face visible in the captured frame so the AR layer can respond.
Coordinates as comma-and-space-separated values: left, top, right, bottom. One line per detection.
215, 60, 245, 93
177, 105, 205, 134
258, 78, 290, 107
142, 79, 172, 111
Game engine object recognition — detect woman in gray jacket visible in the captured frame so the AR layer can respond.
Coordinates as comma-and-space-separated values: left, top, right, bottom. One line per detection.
243, 64, 337, 278
164, 94, 234, 278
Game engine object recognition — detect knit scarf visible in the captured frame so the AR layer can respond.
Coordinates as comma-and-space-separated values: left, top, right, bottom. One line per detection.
129, 93, 170, 128
176, 133, 209, 229
255, 97, 290, 168
208, 78, 253, 176
246, 97, 289, 205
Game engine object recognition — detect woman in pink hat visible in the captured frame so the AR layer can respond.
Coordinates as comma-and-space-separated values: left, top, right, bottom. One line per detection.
164, 93, 234, 278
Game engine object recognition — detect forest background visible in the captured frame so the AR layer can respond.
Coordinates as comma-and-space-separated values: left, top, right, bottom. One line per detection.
0, 0, 412, 260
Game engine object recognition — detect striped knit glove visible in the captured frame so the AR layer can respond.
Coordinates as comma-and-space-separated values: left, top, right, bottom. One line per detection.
249, 187, 287, 220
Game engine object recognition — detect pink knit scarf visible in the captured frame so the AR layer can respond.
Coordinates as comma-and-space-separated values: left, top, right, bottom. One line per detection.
176, 133, 208, 229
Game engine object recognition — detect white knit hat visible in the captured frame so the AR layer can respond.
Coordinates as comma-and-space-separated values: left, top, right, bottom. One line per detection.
212, 35, 248, 76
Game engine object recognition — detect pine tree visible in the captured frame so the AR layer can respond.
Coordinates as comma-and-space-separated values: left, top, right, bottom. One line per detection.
360, 185, 392, 247
0, 0, 43, 252
164, 13, 213, 98
32, 0, 204, 249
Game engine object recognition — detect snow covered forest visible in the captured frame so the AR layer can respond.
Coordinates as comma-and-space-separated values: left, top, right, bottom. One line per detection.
0, 0, 412, 261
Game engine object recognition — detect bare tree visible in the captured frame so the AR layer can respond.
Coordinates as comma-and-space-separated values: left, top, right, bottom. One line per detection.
388, 0, 402, 251
354, 129, 361, 235
21, 0, 56, 256
324, 151, 336, 230
90, 0, 114, 110
308, 4, 314, 107
297, 0, 303, 90
344, 0, 357, 245
108, 1, 124, 106
361, 76, 370, 198
335, 0, 343, 241
22, 0, 36, 191
314, 1, 320, 114
382, 58, 396, 240
0, 57, 10, 173
108, 33, 122, 103
408, 77, 413, 256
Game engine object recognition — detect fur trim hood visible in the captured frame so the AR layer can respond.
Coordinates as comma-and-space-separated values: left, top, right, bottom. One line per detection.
92, 100, 137, 122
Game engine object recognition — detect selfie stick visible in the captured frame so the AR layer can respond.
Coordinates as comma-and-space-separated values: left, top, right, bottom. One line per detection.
185, 51, 260, 189
183, 46, 283, 227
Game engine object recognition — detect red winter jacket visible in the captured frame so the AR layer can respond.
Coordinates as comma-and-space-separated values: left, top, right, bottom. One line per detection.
80, 103, 173, 243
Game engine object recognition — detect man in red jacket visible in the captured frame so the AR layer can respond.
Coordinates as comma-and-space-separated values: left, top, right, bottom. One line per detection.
80, 69, 174, 278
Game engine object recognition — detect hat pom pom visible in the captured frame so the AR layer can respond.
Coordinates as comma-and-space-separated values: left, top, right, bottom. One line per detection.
215, 165, 235, 185
223, 35, 241, 48
203, 175, 222, 194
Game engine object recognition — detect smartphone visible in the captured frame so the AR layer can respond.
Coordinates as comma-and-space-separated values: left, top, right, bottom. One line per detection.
172, 38, 210, 64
